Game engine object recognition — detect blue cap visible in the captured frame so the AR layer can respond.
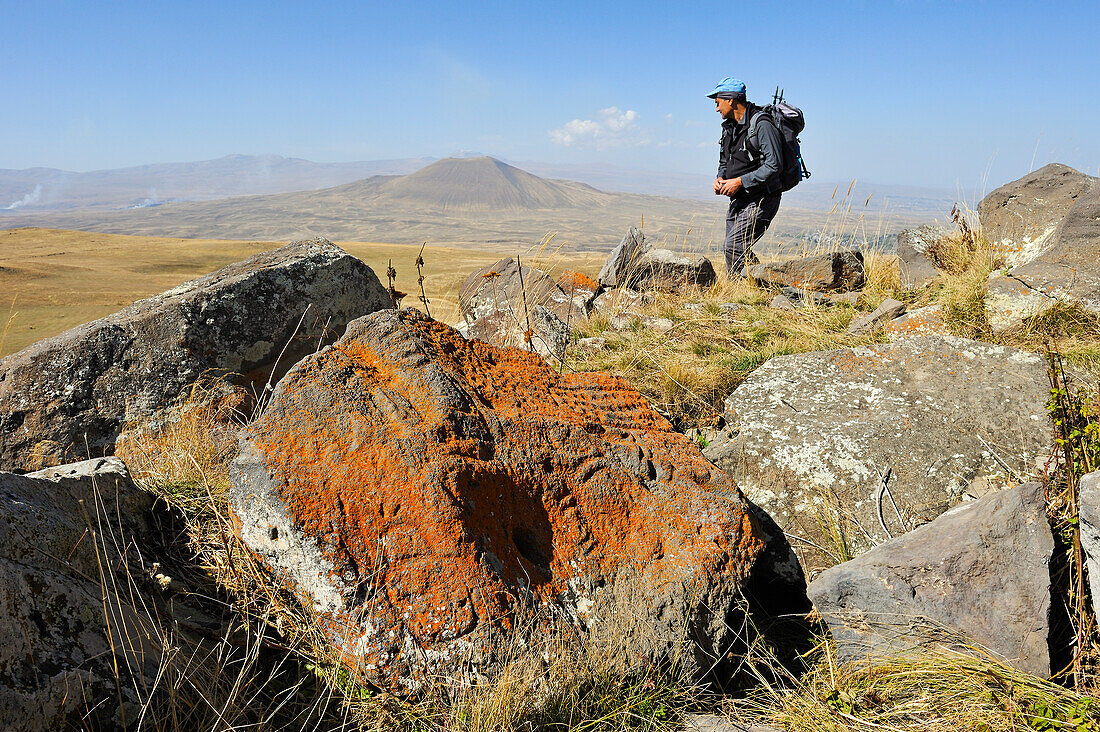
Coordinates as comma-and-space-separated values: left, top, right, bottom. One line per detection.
707, 77, 747, 99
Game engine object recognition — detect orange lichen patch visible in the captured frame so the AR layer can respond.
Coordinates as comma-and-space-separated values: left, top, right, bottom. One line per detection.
244, 309, 763, 687
883, 307, 949, 340
557, 269, 598, 293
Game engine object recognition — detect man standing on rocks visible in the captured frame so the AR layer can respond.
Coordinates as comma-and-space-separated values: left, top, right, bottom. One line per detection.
709, 77, 785, 278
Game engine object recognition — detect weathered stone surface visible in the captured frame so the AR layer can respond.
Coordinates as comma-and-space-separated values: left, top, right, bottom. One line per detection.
458, 258, 586, 363
574, 336, 606, 353
897, 225, 948, 288
627, 249, 717, 291
464, 302, 573, 363
597, 226, 649, 288
703, 335, 1051, 562
847, 298, 906, 334
750, 251, 865, 292
980, 164, 1100, 332
986, 273, 1057, 333
0, 238, 387, 471
980, 163, 1097, 268
769, 295, 796, 311
684, 715, 784, 732
592, 288, 643, 316
884, 304, 949, 341
1078, 470, 1100, 610
807, 482, 1054, 676
780, 286, 827, 307
230, 309, 786, 691
0, 458, 162, 728
459, 257, 585, 326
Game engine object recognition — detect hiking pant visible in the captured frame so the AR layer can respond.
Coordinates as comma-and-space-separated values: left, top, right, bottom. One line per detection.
724, 193, 781, 277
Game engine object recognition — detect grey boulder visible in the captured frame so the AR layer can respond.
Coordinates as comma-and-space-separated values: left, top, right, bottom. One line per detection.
229, 308, 802, 691
847, 298, 906, 334
458, 257, 585, 362
703, 335, 1051, 565
1077, 470, 1100, 610
0, 458, 162, 729
597, 226, 649, 288
627, 248, 717, 291
807, 481, 1054, 676
750, 251, 865, 292
897, 225, 948, 288
0, 238, 388, 471
981, 164, 1100, 332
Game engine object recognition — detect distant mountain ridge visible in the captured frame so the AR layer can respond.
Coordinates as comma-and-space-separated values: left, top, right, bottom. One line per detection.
0, 154, 435, 212
0, 157, 730, 248
336, 157, 614, 213
1, 152, 957, 218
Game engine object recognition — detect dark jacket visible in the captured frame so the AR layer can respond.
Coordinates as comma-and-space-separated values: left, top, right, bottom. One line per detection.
718, 103, 785, 200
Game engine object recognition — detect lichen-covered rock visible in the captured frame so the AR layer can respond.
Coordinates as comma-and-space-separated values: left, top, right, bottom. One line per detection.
703, 335, 1051, 565
847, 298, 906, 334
598, 226, 649, 289
884, 304, 949, 341
0, 238, 388, 471
897, 225, 948, 288
557, 270, 599, 312
980, 163, 1097, 267
229, 309, 795, 691
627, 249, 717, 291
807, 481, 1054, 676
0, 458, 161, 729
749, 251, 865, 293
980, 164, 1100, 332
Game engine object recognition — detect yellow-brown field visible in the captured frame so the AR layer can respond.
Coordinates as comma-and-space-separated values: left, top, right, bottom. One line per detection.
0, 228, 602, 358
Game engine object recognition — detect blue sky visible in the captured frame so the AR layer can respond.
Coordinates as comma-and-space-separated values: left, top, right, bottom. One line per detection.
2, 1, 1098, 192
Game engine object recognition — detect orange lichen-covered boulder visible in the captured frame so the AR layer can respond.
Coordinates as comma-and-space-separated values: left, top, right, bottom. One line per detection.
230, 309, 783, 691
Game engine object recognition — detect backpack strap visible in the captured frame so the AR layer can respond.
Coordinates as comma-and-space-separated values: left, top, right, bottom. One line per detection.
746, 109, 777, 153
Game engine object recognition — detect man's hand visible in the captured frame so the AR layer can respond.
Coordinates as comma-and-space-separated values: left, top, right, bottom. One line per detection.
713, 177, 724, 195
718, 177, 743, 196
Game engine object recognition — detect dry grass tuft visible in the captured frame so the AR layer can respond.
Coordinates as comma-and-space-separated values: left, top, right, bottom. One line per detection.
732, 644, 1100, 732
569, 270, 880, 427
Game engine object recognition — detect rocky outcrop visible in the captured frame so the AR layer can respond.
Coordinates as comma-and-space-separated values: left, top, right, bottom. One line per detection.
749, 251, 865, 292
230, 308, 802, 691
807, 481, 1054, 676
897, 225, 947, 288
458, 257, 585, 361
847, 298, 906, 334
595, 228, 715, 292
0, 458, 163, 729
628, 249, 717, 291
980, 163, 1097, 267
0, 238, 388, 471
1078, 470, 1100, 610
591, 288, 643, 316
883, 304, 949, 340
598, 227, 648, 289
981, 164, 1100, 332
703, 335, 1051, 563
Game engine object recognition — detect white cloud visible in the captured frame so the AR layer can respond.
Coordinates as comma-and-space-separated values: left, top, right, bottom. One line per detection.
549, 107, 648, 149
